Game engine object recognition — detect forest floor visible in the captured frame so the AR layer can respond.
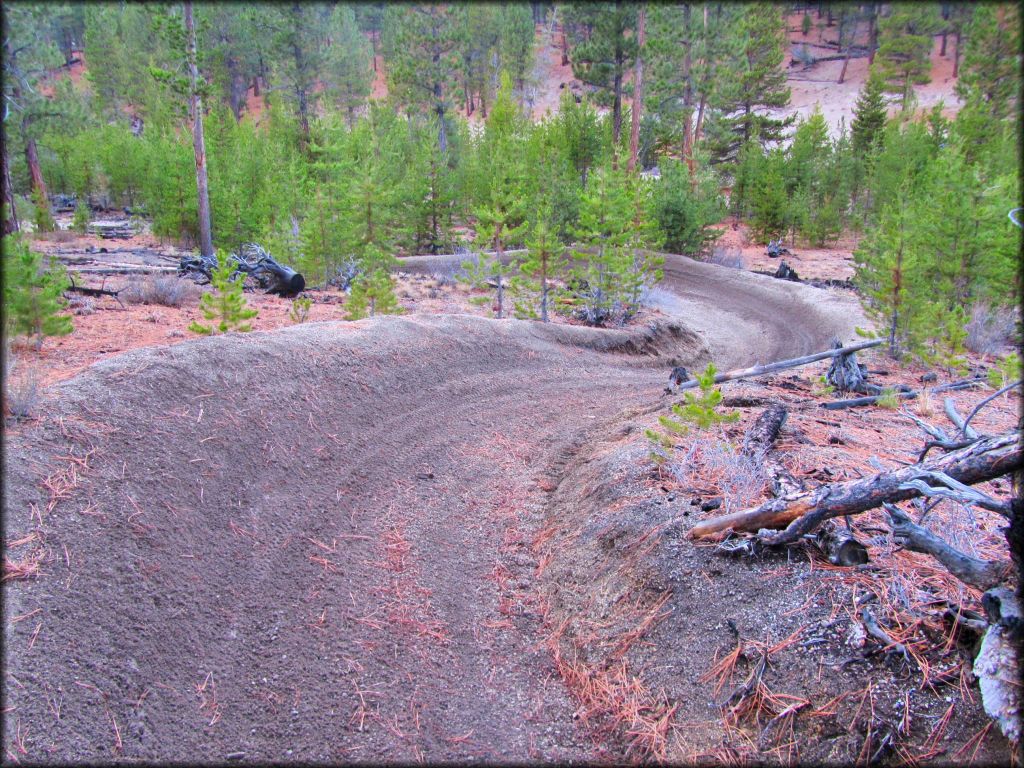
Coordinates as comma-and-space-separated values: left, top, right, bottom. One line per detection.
4, 221, 1018, 764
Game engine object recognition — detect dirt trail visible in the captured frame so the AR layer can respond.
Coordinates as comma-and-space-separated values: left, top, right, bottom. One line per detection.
3, 266, 861, 762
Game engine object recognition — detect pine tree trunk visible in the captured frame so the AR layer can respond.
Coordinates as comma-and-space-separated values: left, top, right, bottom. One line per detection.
940, 29, 948, 57
2, 136, 18, 234
612, 55, 623, 149
24, 137, 47, 201
561, 25, 570, 66
541, 272, 549, 323
185, 1, 214, 258
627, 5, 645, 174
694, 93, 707, 144
953, 31, 961, 78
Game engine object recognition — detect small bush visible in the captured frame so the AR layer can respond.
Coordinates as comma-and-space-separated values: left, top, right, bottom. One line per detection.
965, 301, 1017, 355
3, 345, 43, 422
289, 296, 312, 324
189, 252, 258, 335
122, 275, 196, 307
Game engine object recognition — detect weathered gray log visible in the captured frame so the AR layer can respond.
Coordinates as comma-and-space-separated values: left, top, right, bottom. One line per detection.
688, 432, 1021, 540
816, 520, 869, 566
675, 339, 884, 391
884, 504, 1009, 590
740, 402, 803, 497
944, 397, 979, 440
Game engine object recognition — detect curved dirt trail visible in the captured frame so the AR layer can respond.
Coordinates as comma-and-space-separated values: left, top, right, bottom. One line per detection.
3, 263, 861, 763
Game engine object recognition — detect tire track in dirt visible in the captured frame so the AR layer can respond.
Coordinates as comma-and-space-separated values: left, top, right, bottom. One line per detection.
3, 272, 862, 762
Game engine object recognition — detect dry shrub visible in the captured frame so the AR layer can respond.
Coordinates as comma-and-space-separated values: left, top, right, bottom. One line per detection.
670, 437, 766, 513
709, 246, 744, 270
3, 344, 43, 422
32, 229, 77, 244
122, 275, 197, 307
965, 301, 1018, 355
67, 295, 96, 315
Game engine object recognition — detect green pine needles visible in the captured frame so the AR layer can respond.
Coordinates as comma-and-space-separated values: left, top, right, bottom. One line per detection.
346, 269, 402, 320
188, 252, 258, 335
2, 235, 73, 350
646, 363, 739, 462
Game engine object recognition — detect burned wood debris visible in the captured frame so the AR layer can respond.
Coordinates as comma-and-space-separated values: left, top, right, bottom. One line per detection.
87, 219, 138, 239
178, 243, 305, 297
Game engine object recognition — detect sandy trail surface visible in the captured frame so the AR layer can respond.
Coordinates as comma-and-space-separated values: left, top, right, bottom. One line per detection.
3, 260, 862, 763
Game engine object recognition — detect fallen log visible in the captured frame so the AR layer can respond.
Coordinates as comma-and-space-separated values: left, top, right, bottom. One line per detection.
64, 275, 126, 309
688, 432, 1021, 541
884, 504, 1009, 590
675, 339, 884, 391
179, 244, 305, 296
741, 402, 803, 497
944, 397, 979, 440
823, 377, 985, 410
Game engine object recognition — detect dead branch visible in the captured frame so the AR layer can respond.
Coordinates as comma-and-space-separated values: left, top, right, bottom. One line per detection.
944, 397, 979, 440
823, 377, 986, 410
674, 339, 884, 391
901, 409, 950, 442
688, 432, 1021, 542
859, 607, 915, 666
958, 379, 1023, 439
883, 504, 1010, 591
65, 275, 126, 309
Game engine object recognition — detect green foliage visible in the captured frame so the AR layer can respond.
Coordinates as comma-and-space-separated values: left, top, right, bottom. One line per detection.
31, 188, 55, 234
874, 3, 941, 111
956, 5, 1020, 121
71, 199, 90, 234
852, 69, 889, 158
567, 2, 638, 145
988, 352, 1022, 391
2, 235, 73, 350
188, 252, 257, 335
703, 3, 793, 164
289, 296, 312, 324
652, 159, 724, 256
875, 387, 900, 409
645, 363, 739, 459
346, 268, 401, 320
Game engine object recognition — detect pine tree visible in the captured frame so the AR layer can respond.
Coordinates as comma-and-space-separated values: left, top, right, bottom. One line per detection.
346, 266, 401, 320
567, 2, 638, 150
874, 3, 941, 112
2, 235, 73, 350
955, 4, 1020, 121
189, 252, 258, 334
704, 4, 792, 165
383, 4, 463, 154
72, 198, 89, 234
851, 69, 889, 157
853, 187, 921, 358
464, 73, 529, 319
652, 158, 724, 256
569, 164, 634, 325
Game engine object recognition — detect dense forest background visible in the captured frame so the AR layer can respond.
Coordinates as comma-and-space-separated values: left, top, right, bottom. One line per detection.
1, 2, 1020, 361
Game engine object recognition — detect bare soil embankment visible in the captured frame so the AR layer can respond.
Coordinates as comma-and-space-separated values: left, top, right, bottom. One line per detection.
5, 266, 871, 762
